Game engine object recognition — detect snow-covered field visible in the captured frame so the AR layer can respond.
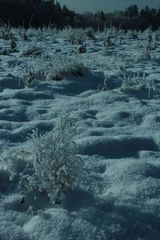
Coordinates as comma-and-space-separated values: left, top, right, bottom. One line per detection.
0, 27, 160, 240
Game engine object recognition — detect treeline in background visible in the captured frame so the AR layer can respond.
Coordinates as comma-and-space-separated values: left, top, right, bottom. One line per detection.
0, 0, 160, 30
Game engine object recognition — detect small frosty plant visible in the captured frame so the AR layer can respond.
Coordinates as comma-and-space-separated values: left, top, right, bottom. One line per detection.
26, 112, 81, 204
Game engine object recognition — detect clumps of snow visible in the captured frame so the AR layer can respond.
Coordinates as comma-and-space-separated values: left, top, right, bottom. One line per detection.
104, 160, 160, 185
23, 208, 103, 240
0, 48, 11, 55
0, 221, 29, 240
2, 191, 51, 213
2, 194, 29, 212
77, 135, 158, 158
1, 147, 31, 178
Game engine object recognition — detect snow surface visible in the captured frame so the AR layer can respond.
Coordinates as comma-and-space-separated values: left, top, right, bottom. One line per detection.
0, 27, 160, 239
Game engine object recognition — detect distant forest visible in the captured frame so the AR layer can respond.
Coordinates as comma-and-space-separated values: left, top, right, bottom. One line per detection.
0, 0, 160, 30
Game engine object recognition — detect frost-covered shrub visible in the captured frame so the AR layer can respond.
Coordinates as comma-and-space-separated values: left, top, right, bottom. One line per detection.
119, 71, 155, 99
21, 54, 89, 85
126, 29, 138, 39
105, 26, 117, 38
45, 55, 88, 80
1, 113, 82, 205
145, 32, 157, 51
135, 30, 158, 61
21, 65, 46, 86
103, 36, 114, 48
61, 27, 86, 45
85, 27, 96, 40
4, 113, 81, 205
136, 43, 151, 60
27, 113, 82, 204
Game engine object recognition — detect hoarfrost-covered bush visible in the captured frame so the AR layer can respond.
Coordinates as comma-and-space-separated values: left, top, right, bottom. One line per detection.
15, 112, 82, 205
1, 113, 82, 205
126, 29, 138, 39
61, 27, 86, 45
103, 36, 114, 48
28, 113, 81, 204
21, 54, 89, 85
119, 70, 155, 99
21, 65, 46, 86
85, 27, 96, 40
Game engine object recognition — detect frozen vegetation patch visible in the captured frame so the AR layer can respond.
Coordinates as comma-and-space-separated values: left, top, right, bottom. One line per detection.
20, 54, 90, 86
1, 112, 84, 207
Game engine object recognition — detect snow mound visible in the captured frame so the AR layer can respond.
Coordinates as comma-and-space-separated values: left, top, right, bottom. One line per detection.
77, 136, 158, 158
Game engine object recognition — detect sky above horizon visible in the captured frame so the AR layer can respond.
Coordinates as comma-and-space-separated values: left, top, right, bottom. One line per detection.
58, 0, 160, 13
